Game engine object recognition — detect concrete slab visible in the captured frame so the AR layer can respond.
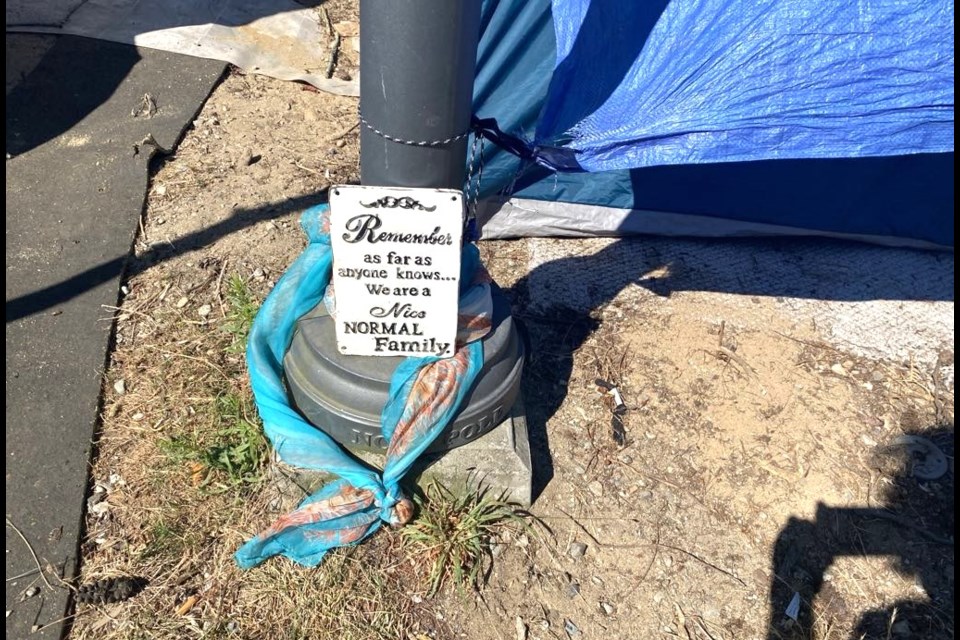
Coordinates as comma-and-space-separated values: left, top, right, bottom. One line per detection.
526, 236, 954, 374
266, 398, 534, 520
5, 34, 224, 637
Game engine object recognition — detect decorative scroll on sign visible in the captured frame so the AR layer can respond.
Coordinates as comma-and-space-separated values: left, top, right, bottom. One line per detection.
329, 186, 464, 358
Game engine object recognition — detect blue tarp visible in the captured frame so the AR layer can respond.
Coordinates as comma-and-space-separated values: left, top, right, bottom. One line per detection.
473, 0, 955, 246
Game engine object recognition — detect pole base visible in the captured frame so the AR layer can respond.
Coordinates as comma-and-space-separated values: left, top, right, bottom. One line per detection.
283, 285, 524, 453
265, 393, 533, 510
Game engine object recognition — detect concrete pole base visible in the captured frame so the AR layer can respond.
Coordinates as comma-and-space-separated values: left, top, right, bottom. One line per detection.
265, 394, 534, 511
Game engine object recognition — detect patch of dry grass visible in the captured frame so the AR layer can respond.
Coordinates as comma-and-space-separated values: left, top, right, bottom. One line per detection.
73, 264, 446, 639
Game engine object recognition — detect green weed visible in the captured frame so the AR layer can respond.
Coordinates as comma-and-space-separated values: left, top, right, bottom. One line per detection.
400, 480, 534, 596
159, 391, 267, 493
223, 274, 259, 353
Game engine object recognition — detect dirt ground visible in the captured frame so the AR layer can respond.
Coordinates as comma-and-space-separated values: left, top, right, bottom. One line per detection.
69, 58, 954, 640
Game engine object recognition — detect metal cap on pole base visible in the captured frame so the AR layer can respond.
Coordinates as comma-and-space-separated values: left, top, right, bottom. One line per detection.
282, 0, 530, 501
284, 286, 523, 453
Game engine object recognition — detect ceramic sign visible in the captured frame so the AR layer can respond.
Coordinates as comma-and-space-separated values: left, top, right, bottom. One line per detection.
329, 185, 464, 358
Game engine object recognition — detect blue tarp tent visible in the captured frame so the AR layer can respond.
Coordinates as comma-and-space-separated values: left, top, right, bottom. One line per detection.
472, 0, 954, 248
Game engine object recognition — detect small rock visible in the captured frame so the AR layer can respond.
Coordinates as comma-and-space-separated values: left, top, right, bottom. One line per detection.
600, 602, 615, 616
588, 481, 604, 497
91, 502, 111, 516
120, 285, 130, 295
871, 370, 885, 383
197, 304, 212, 318
410, 594, 422, 604
565, 582, 581, 599
132, 412, 145, 421
653, 592, 665, 604
591, 576, 604, 586
538, 619, 550, 631
663, 555, 674, 568
155, 184, 167, 196
515, 616, 527, 640
334, 20, 359, 37
564, 619, 581, 638
252, 268, 265, 279
5, 611, 11, 618
861, 434, 878, 447
862, 381, 874, 391
113, 379, 125, 395
176, 296, 190, 308
25, 587, 40, 598
567, 542, 588, 561
830, 363, 848, 377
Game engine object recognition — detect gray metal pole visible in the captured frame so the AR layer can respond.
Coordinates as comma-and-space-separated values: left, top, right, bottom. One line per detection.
359, 0, 482, 189
283, 0, 526, 464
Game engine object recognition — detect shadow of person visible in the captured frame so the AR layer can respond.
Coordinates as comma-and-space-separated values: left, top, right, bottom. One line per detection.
765, 425, 954, 639
495, 232, 952, 566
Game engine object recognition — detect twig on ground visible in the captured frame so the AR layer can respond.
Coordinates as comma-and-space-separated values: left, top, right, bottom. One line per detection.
701, 347, 758, 379
5, 518, 55, 591
6, 568, 40, 582
295, 161, 323, 175
152, 348, 230, 380
656, 542, 747, 588
550, 509, 650, 550
216, 259, 228, 318
30, 611, 82, 634
325, 33, 342, 79
320, 7, 335, 38
324, 120, 359, 144
695, 616, 722, 640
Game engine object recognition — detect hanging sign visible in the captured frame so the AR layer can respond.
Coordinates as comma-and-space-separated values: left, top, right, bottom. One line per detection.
329, 185, 464, 358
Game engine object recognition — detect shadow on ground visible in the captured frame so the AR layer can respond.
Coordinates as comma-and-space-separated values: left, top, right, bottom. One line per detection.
501, 236, 953, 501
6, 0, 319, 155
765, 425, 954, 639
5, 189, 330, 323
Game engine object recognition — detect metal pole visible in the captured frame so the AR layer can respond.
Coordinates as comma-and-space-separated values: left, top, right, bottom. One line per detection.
284, 0, 527, 465
359, 0, 482, 189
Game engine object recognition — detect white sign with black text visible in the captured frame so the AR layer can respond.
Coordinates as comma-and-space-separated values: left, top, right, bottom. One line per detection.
329, 185, 463, 358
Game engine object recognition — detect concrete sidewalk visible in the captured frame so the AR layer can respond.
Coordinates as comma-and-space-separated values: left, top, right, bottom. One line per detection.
6, 34, 224, 637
